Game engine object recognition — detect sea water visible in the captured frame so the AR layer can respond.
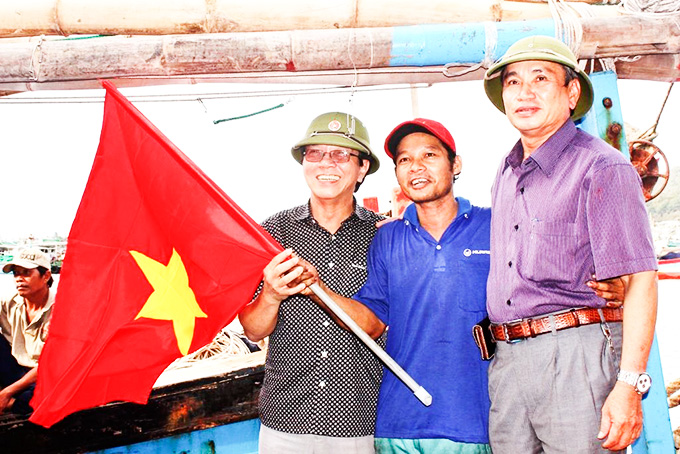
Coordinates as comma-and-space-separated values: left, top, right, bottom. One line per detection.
0, 274, 678, 429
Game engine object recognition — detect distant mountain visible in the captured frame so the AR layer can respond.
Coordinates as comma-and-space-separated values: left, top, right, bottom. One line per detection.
647, 166, 680, 222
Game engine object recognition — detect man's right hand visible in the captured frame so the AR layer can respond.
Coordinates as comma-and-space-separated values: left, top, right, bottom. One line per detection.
261, 248, 317, 304
0, 389, 14, 413
240, 248, 320, 341
587, 276, 624, 307
376, 215, 402, 228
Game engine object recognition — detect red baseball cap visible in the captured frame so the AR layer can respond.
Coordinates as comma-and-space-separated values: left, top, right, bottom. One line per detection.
384, 118, 456, 159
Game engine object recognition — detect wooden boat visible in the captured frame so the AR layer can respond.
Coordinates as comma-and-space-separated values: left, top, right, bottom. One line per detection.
0, 345, 265, 454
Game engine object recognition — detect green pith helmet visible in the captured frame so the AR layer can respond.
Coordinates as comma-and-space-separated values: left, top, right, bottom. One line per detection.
484, 35, 594, 120
291, 112, 380, 175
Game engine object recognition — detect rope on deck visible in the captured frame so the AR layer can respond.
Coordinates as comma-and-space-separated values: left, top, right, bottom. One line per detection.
668, 378, 680, 407
165, 328, 253, 371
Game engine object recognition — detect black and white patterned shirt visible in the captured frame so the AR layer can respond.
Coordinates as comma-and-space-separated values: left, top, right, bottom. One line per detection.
258, 201, 385, 437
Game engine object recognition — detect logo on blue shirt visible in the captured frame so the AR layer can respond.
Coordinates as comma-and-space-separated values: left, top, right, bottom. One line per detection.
463, 248, 490, 257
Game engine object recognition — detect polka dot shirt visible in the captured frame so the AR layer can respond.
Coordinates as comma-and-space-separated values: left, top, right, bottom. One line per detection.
258, 202, 385, 437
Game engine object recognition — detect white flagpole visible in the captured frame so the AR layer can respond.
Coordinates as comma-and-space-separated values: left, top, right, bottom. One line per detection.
309, 283, 432, 407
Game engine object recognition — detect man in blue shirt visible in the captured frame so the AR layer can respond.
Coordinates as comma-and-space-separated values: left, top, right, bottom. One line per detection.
304, 118, 493, 454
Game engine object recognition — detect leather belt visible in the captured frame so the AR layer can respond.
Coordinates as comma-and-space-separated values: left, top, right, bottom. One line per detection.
490, 307, 622, 343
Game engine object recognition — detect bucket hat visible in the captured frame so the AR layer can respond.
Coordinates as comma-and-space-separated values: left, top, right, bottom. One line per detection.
291, 112, 380, 174
484, 35, 593, 120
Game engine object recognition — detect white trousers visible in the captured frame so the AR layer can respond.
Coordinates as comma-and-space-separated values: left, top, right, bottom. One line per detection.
259, 423, 375, 454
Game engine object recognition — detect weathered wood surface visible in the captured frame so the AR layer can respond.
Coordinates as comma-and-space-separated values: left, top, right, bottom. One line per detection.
580, 16, 680, 58
0, 356, 265, 454
0, 15, 677, 93
0, 0, 619, 38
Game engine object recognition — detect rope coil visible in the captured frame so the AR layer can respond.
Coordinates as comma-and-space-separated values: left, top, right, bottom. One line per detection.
165, 328, 254, 371
621, 0, 680, 16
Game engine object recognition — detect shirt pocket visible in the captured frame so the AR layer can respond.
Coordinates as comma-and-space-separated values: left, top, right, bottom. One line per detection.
456, 262, 489, 313
525, 220, 578, 284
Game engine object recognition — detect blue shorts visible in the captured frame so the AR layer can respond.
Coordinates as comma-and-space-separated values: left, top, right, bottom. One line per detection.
375, 437, 491, 454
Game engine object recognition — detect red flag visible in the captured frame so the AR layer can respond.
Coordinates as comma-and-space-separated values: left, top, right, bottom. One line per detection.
29, 81, 282, 427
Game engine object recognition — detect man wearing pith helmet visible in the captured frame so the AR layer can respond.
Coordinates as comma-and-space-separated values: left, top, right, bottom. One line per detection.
0, 248, 55, 414
483, 35, 657, 452
240, 112, 385, 453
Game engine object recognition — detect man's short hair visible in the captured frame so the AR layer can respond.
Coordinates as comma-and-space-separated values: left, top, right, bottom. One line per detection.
36, 266, 54, 288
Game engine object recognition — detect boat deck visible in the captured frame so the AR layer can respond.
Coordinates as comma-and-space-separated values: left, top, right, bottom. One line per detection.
0, 352, 265, 454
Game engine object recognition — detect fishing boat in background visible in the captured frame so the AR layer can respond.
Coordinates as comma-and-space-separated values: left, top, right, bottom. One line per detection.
0, 239, 66, 274
659, 254, 680, 280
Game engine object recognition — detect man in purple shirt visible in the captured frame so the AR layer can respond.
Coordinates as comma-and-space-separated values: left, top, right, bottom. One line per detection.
483, 36, 658, 453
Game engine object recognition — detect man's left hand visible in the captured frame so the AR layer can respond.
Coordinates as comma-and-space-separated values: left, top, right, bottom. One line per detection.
295, 257, 320, 297
597, 382, 643, 450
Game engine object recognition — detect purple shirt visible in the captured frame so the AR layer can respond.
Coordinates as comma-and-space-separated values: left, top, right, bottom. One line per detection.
487, 120, 657, 323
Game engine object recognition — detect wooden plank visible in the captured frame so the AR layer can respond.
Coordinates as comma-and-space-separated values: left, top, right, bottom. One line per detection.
613, 54, 680, 83
94, 418, 261, 454
0, 361, 265, 454
581, 16, 680, 58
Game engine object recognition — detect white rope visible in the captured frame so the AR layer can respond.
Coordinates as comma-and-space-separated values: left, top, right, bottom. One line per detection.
29, 35, 46, 81
483, 21, 498, 68
165, 328, 253, 371
549, 0, 617, 72
442, 21, 497, 78
620, 0, 680, 16
548, 0, 583, 58
347, 29, 359, 106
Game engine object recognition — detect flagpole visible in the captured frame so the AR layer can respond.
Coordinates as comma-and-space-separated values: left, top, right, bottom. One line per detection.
309, 283, 432, 407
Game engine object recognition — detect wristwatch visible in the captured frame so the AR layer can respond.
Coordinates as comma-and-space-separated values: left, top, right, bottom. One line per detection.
617, 370, 652, 395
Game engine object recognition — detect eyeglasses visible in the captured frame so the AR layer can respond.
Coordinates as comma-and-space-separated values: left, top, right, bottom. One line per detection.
303, 149, 359, 164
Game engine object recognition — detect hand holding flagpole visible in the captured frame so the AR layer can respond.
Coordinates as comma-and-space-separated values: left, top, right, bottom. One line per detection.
308, 282, 432, 407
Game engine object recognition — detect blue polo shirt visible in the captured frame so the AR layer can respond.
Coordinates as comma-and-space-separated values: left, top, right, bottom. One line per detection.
354, 197, 491, 443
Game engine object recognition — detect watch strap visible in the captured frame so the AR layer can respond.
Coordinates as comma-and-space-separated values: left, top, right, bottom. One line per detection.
617, 370, 651, 395
617, 370, 638, 387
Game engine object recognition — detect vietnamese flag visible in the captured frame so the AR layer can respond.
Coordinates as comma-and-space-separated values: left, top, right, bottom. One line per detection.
29, 81, 282, 427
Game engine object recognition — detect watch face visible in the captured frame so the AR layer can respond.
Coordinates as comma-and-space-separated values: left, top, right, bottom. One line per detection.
636, 373, 652, 394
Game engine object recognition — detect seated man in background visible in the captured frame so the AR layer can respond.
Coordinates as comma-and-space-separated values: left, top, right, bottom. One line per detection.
1, 248, 55, 414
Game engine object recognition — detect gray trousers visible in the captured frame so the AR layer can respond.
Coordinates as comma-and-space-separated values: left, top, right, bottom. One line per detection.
259, 424, 375, 454
488, 321, 625, 454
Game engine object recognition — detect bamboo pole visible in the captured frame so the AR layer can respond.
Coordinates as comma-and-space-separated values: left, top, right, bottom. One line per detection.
309, 284, 432, 407
0, 0, 619, 38
1, 55, 677, 95
0, 16, 678, 92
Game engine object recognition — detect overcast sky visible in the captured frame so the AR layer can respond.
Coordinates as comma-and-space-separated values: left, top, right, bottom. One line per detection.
0, 79, 677, 242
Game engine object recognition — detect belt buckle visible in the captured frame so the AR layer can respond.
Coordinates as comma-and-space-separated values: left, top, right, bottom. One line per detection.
502, 319, 524, 344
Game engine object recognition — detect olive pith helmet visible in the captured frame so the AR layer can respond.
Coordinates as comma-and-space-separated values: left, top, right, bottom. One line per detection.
291, 112, 380, 175
484, 35, 594, 120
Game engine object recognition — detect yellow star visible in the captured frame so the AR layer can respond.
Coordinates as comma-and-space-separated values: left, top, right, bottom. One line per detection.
130, 248, 207, 355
